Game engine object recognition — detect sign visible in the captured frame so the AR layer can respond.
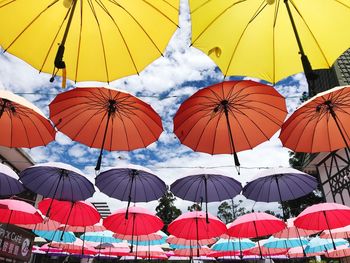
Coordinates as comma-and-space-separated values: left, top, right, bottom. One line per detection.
0, 224, 34, 261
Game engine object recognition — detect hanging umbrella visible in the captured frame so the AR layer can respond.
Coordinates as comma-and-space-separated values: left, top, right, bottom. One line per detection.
0, 163, 24, 196
59, 222, 106, 233
274, 217, 319, 238
0, 0, 179, 86
325, 245, 350, 258
96, 165, 166, 217
17, 219, 60, 231
38, 198, 100, 238
263, 236, 308, 249
174, 247, 212, 257
19, 162, 94, 203
321, 225, 350, 239
130, 245, 166, 259
227, 212, 286, 259
190, 0, 350, 96
33, 230, 76, 243
0, 89, 55, 148
167, 235, 217, 247
212, 238, 255, 251
119, 231, 168, 246
81, 231, 121, 244
305, 237, 348, 254
295, 203, 350, 250
39, 243, 64, 254
168, 211, 226, 257
49, 87, 163, 171
280, 85, 350, 152
103, 206, 163, 252
248, 239, 288, 257
242, 167, 318, 220
170, 173, 241, 222
173, 80, 287, 171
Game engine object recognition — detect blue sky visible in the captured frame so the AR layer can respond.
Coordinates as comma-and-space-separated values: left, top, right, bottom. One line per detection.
0, 0, 308, 215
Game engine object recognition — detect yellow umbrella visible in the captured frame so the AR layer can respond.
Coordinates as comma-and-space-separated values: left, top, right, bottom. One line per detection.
190, 0, 350, 95
0, 0, 179, 86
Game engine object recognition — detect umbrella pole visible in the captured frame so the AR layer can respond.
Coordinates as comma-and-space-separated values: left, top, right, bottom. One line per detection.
295, 227, 307, 257
60, 202, 74, 241
239, 237, 243, 259
253, 221, 263, 259
130, 213, 136, 253
45, 173, 64, 217
195, 217, 200, 257
275, 177, 286, 221
284, 0, 317, 97
322, 211, 337, 250
135, 236, 139, 261
204, 176, 209, 224
81, 226, 86, 256
0, 210, 13, 249
125, 170, 136, 219
95, 105, 114, 172
223, 105, 240, 173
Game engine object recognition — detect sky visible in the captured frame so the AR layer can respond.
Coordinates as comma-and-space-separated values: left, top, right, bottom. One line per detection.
0, 0, 308, 216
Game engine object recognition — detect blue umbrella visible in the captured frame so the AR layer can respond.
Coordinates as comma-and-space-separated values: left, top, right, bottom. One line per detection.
34, 230, 76, 243
95, 165, 166, 218
170, 173, 242, 222
242, 167, 318, 220
130, 236, 168, 246
212, 238, 255, 251
264, 236, 308, 249
0, 163, 24, 196
305, 237, 348, 254
81, 231, 122, 244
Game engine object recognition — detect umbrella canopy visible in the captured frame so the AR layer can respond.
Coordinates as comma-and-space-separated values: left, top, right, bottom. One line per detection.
248, 240, 288, 257
19, 162, 94, 202
212, 238, 255, 251
130, 245, 166, 259
115, 230, 166, 242
321, 225, 350, 239
305, 237, 348, 254
81, 231, 122, 244
17, 219, 60, 231
325, 246, 350, 258
0, 89, 55, 148
242, 167, 317, 219
59, 222, 106, 233
228, 212, 286, 238
0, 163, 24, 196
280, 85, 350, 152
39, 243, 64, 253
34, 230, 76, 243
0, 199, 42, 225
168, 211, 227, 240
174, 247, 212, 257
190, 0, 350, 95
274, 217, 319, 238
167, 235, 217, 247
171, 173, 241, 221
96, 165, 166, 216
38, 198, 100, 226
173, 80, 286, 170
263, 236, 308, 249
49, 87, 163, 171
0, 0, 179, 85
295, 203, 350, 231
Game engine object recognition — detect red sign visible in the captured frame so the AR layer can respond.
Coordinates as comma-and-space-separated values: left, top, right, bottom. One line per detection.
0, 224, 34, 261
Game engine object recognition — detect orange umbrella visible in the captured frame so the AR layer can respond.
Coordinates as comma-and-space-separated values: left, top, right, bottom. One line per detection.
49, 87, 163, 171
0, 89, 55, 148
173, 80, 287, 171
280, 85, 350, 153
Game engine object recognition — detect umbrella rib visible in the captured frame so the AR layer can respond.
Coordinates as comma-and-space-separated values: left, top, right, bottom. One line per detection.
74, 0, 83, 82
19, 110, 49, 147
88, 0, 110, 82
86, 110, 109, 148
228, 107, 254, 149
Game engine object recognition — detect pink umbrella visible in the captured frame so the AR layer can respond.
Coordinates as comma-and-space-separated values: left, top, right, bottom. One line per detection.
227, 212, 285, 258
248, 239, 288, 257
58, 222, 106, 232
114, 231, 164, 241
130, 245, 166, 259
321, 225, 350, 239
295, 202, 350, 250
274, 217, 318, 238
325, 245, 350, 258
167, 235, 217, 246
39, 243, 64, 253
174, 247, 212, 257
38, 198, 100, 228
287, 246, 324, 258
16, 218, 60, 231
103, 206, 163, 252
0, 199, 43, 224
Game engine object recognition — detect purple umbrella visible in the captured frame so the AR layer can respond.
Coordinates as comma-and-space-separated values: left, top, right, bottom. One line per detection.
19, 162, 94, 204
170, 173, 242, 223
95, 165, 166, 218
242, 167, 318, 220
0, 163, 24, 196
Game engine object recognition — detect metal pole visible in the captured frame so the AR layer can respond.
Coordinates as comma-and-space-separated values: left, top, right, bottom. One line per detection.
125, 170, 137, 219
275, 176, 287, 221
323, 211, 337, 250
204, 176, 209, 223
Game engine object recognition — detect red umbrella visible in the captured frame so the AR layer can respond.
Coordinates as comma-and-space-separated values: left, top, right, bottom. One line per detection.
173, 80, 287, 171
228, 212, 286, 259
0, 89, 55, 148
49, 87, 163, 171
103, 206, 163, 252
167, 235, 217, 246
38, 199, 100, 230
295, 202, 350, 250
16, 219, 60, 231
280, 85, 350, 153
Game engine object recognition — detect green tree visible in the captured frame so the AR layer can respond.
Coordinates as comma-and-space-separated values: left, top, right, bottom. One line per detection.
187, 203, 202, 211
155, 188, 181, 234
217, 200, 247, 223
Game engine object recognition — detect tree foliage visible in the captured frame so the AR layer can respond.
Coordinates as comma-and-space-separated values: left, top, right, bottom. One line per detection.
187, 203, 202, 212
155, 188, 181, 234
217, 200, 247, 224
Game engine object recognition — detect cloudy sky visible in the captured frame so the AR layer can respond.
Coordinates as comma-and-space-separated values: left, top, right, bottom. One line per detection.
0, 0, 308, 216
